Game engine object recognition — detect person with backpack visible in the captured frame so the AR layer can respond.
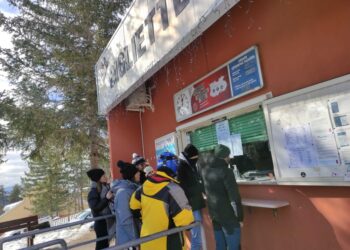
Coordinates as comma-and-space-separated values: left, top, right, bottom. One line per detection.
130, 152, 194, 250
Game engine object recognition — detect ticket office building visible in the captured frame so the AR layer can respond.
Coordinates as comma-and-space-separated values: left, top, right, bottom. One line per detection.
104, 0, 350, 249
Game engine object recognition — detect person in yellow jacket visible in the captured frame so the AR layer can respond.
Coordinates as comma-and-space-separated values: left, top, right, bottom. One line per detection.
130, 152, 194, 250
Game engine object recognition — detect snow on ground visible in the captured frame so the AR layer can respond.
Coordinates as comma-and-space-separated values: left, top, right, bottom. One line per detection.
3, 200, 22, 213
1, 222, 94, 249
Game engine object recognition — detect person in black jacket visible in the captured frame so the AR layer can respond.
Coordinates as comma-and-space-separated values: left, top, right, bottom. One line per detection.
87, 168, 113, 250
177, 144, 205, 250
201, 144, 243, 250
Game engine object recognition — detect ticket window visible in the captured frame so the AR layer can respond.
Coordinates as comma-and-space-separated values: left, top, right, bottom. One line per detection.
187, 109, 275, 181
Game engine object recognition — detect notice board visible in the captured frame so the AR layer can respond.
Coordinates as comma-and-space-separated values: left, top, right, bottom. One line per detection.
263, 75, 350, 185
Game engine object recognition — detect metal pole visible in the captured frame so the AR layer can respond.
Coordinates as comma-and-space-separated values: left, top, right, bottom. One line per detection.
106, 222, 200, 250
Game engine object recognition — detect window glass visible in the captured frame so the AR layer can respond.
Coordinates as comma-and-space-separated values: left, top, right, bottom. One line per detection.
190, 109, 275, 182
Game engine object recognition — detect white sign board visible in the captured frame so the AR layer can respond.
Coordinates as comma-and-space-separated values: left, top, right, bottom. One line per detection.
263, 74, 350, 185
95, 0, 240, 115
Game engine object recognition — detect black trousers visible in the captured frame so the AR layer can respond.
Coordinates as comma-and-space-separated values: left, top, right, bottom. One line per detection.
94, 219, 109, 250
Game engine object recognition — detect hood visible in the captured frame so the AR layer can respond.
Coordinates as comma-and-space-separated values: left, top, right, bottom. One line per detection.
179, 152, 190, 165
142, 171, 178, 196
209, 157, 228, 168
111, 179, 138, 193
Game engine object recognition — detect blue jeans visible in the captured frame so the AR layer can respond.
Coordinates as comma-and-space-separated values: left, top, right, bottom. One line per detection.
213, 222, 240, 250
191, 210, 203, 250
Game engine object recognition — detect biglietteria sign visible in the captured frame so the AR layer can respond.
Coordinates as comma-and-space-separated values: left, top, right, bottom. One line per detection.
95, 0, 240, 115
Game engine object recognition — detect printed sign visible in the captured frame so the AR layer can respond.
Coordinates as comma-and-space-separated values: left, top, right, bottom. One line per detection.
192, 67, 231, 113
174, 46, 264, 122
155, 132, 178, 163
228, 46, 264, 97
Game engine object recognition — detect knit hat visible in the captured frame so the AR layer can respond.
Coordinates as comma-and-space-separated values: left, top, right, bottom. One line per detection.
183, 144, 199, 158
117, 160, 139, 180
214, 144, 231, 159
86, 168, 105, 182
132, 153, 146, 166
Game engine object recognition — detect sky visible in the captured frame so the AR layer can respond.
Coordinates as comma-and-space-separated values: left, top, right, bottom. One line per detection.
0, 1, 28, 188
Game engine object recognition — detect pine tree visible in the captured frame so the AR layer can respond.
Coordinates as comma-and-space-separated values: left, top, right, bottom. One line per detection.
0, 0, 131, 214
8, 184, 22, 203
22, 144, 71, 216
0, 91, 13, 163
0, 0, 131, 167
0, 185, 7, 214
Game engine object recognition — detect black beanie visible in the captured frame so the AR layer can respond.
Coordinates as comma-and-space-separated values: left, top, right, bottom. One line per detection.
86, 168, 105, 182
214, 144, 231, 159
117, 160, 139, 180
184, 144, 199, 158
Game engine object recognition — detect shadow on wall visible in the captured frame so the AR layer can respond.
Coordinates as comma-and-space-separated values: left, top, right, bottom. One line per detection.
239, 185, 349, 250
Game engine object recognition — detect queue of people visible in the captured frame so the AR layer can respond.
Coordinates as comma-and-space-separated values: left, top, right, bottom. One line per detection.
86, 144, 244, 250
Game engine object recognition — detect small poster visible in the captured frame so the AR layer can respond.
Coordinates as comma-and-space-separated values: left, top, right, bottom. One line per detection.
215, 120, 234, 157
155, 132, 178, 162
335, 128, 350, 148
231, 134, 243, 156
310, 119, 340, 166
329, 96, 350, 128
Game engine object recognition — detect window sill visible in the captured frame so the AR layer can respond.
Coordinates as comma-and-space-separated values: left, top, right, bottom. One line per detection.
242, 198, 289, 217
237, 179, 277, 185
242, 198, 289, 209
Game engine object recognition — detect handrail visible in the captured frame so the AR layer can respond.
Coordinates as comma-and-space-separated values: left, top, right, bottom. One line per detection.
106, 221, 205, 250
18, 239, 68, 250
1, 214, 207, 250
0, 214, 114, 250
69, 235, 111, 249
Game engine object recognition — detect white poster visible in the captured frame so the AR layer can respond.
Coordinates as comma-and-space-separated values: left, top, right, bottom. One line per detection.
230, 134, 243, 156
336, 128, 350, 148
310, 119, 340, 166
284, 125, 318, 168
215, 120, 234, 157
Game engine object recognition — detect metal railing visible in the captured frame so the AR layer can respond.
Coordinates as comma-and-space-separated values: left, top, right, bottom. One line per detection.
18, 239, 67, 250
0, 214, 114, 250
0, 214, 207, 250
106, 221, 206, 250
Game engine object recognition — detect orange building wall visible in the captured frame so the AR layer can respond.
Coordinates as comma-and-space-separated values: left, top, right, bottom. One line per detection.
107, 0, 350, 249
107, 105, 142, 178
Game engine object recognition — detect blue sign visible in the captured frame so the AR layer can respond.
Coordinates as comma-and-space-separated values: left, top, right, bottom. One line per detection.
228, 47, 263, 97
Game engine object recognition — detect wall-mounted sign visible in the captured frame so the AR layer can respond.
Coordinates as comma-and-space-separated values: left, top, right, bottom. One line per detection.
155, 132, 178, 163
95, 0, 241, 115
174, 46, 264, 122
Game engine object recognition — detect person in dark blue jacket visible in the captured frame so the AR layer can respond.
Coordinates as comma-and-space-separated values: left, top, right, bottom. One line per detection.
111, 160, 140, 247
87, 168, 113, 250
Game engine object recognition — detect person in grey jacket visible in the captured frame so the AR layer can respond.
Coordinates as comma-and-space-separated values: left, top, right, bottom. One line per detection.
111, 160, 140, 247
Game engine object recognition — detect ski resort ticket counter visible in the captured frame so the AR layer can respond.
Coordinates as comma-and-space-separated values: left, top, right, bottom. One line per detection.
96, 0, 350, 249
